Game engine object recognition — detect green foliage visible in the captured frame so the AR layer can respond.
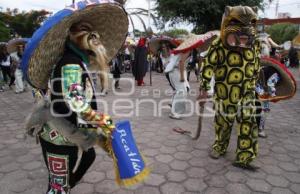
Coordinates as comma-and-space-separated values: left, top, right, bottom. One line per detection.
0, 21, 11, 42
0, 10, 49, 38
160, 28, 189, 38
155, 0, 264, 33
266, 23, 298, 44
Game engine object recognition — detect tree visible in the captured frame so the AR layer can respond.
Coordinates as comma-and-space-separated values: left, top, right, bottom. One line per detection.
0, 21, 10, 42
0, 9, 49, 38
266, 23, 298, 45
155, 0, 264, 33
160, 28, 189, 38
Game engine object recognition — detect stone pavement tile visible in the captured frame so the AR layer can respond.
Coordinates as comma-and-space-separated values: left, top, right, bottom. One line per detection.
246, 178, 272, 193
266, 175, 289, 188
112, 189, 134, 194
204, 162, 228, 174
0, 149, 10, 157
10, 179, 33, 193
190, 149, 208, 157
271, 187, 294, 194
291, 184, 300, 193
163, 140, 181, 147
143, 148, 160, 157
186, 167, 208, 179
273, 153, 293, 162
83, 171, 105, 183
176, 144, 194, 152
159, 145, 177, 154
294, 159, 300, 166
92, 160, 113, 171
244, 169, 267, 180
30, 146, 43, 154
284, 172, 300, 184
28, 168, 48, 180
205, 174, 229, 188
170, 160, 189, 171
105, 169, 116, 180
204, 188, 229, 194
166, 170, 187, 182
0, 144, 5, 150
146, 141, 162, 149
174, 151, 193, 160
95, 179, 119, 194
0, 162, 20, 173
262, 164, 284, 175
226, 183, 251, 194
16, 153, 35, 163
224, 171, 247, 183
72, 183, 94, 194
144, 173, 166, 186
0, 155, 13, 166
155, 154, 174, 163
288, 152, 300, 159
133, 186, 160, 194
135, 137, 152, 144
22, 161, 42, 170
23, 186, 46, 194
183, 178, 207, 192
160, 182, 185, 194
283, 144, 300, 152
260, 156, 279, 165
188, 157, 207, 167
278, 161, 299, 171
151, 162, 170, 175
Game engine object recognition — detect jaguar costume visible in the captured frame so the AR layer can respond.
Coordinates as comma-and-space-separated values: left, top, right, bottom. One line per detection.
200, 6, 260, 169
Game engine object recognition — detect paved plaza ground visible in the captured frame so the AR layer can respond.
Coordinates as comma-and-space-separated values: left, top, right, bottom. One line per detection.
0, 69, 300, 194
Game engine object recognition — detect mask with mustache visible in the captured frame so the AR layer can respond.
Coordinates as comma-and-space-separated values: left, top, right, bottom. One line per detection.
69, 22, 109, 88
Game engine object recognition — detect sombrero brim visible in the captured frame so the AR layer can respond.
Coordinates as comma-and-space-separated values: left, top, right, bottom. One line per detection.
7, 38, 29, 53
173, 31, 220, 54
22, 0, 128, 89
149, 36, 180, 55
259, 57, 297, 102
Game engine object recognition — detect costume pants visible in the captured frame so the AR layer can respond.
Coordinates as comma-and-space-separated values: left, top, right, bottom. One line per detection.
14, 69, 24, 92
169, 69, 189, 117
40, 137, 95, 194
212, 96, 258, 165
0, 66, 12, 83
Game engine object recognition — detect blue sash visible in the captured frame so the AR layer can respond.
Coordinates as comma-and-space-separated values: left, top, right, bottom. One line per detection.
110, 120, 150, 186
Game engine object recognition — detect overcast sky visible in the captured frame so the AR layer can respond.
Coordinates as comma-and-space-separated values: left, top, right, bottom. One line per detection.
0, 0, 300, 32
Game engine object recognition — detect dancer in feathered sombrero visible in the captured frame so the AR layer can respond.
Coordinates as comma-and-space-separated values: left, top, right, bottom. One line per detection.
22, 1, 128, 193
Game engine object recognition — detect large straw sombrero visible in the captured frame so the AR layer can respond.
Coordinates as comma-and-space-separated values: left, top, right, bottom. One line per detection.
22, 0, 129, 89
173, 31, 220, 54
259, 57, 297, 102
148, 36, 180, 55
7, 38, 29, 53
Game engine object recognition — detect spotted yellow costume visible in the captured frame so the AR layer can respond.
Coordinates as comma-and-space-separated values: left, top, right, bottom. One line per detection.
200, 6, 260, 165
